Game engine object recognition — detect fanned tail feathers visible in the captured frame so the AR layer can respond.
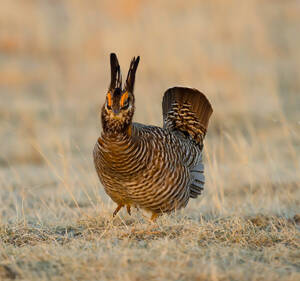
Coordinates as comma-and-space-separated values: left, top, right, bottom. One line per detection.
162, 87, 212, 199
162, 87, 213, 145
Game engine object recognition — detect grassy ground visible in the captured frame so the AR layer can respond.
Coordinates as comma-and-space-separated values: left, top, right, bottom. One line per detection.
0, 0, 299, 280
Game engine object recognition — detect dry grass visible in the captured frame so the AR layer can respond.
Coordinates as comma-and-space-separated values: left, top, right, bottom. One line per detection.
0, 215, 299, 280
0, 0, 300, 280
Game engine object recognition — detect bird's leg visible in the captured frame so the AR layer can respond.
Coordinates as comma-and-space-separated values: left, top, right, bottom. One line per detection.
113, 204, 124, 217
126, 204, 131, 216
150, 212, 159, 222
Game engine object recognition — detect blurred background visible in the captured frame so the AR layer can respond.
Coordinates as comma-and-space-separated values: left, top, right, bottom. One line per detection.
0, 0, 299, 222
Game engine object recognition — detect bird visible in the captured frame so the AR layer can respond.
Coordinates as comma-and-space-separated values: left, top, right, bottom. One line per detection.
93, 53, 213, 221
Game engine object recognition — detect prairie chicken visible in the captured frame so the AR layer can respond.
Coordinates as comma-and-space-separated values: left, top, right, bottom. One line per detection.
93, 53, 213, 221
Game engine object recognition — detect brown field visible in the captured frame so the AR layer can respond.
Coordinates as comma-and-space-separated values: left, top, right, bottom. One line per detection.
0, 0, 299, 280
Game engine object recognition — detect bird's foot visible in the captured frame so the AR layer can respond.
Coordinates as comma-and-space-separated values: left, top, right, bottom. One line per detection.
113, 204, 124, 217
150, 212, 159, 222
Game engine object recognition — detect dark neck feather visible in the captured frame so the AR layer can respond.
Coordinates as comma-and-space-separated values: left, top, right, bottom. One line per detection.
101, 105, 134, 138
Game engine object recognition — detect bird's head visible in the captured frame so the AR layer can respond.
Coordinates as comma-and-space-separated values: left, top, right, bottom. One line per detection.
101, 53, 140, 136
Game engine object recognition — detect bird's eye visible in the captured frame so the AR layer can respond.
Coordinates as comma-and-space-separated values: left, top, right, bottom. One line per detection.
106, 100, 112, 110
121, 99, 129, 110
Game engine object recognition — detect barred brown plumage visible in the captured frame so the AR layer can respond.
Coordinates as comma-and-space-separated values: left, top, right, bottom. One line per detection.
93, 53, 213, 221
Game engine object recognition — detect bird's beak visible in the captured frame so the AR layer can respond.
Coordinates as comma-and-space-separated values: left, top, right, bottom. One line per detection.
113, 109, 120, 115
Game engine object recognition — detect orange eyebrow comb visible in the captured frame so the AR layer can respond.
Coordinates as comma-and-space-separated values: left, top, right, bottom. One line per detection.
120, 91, 128, 107
107, 92, 112, 107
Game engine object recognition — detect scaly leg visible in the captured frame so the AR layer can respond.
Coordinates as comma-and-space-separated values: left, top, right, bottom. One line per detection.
126, 205, 131, 216
113, 204, 124, 217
